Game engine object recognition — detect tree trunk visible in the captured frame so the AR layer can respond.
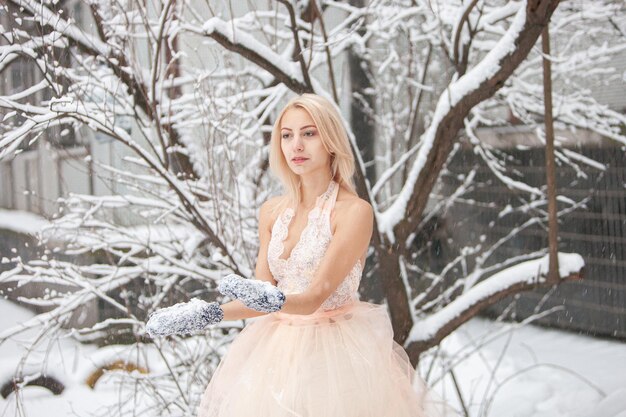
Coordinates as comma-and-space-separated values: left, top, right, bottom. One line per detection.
542, 25, 560, 283
348, 0, 377, 185
377, 244, 413, 343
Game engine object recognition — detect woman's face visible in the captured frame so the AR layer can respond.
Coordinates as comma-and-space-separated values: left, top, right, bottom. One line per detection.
280, 108, 331, 177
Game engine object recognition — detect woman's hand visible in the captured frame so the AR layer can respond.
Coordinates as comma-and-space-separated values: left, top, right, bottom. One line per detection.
218, 273, 285, 313
146, 298, 224, 337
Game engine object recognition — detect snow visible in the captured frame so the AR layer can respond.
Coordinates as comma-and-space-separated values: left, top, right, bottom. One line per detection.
200, 17, 304, 85
0, 299, 199, 416
0, 206, 200, 257
0, 301, 104, 415
10, 0, 111, 57
377, 5, 530, 242
432, 317, 626, 417
1, 298, 624, 416
407, 252, 585, 343
1, 0, 625, 415
0, 209, 49, 235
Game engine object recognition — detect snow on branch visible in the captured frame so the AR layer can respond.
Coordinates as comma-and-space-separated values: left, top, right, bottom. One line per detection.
405, 252, 584, 355
6, 0, 111, 57
377, 1, 560, 242
0, 269, 137, 343
189, 17, 310, 94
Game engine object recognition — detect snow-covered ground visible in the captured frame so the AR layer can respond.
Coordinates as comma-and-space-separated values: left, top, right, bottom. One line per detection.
0, 209, 49, 236
0, 298, 624, 417
433, 317, 626, 417
0, 301, 111, 417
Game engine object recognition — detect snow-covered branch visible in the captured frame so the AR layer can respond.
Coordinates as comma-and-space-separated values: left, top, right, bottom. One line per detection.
405, 252, 585, 358
378, 1, 561, 243
0, 2, 624, 412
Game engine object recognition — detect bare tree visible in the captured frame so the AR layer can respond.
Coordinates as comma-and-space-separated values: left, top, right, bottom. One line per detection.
1, 0, 625, 414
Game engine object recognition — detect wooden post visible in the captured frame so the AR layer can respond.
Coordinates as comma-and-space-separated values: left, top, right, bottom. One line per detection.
542, 25, 560, 283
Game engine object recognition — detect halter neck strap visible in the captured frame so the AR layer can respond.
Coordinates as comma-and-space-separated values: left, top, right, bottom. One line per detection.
320, 180, 339, 213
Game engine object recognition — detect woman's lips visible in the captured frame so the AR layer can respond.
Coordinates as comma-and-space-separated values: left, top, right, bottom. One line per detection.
292, 157, 308, 164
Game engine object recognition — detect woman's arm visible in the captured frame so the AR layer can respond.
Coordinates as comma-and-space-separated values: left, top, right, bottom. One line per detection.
220, 299, 268, 321
146, 200, 286, 336
279, 198, 373, 315
218, 198, 373, 317
220, 197, 282, 320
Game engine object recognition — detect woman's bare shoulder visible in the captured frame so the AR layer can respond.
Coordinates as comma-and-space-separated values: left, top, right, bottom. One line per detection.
259, 195, 288, 230
261, 195, 285, 210
332, 188, 372, 227
336, 187, 371, 209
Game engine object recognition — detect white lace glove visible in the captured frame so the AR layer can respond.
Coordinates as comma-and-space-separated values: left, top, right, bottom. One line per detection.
146, 298, 224, 337
218, 273, 286, 313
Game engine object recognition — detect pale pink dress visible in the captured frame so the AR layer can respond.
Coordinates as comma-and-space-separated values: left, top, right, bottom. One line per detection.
196, 180, 451, 417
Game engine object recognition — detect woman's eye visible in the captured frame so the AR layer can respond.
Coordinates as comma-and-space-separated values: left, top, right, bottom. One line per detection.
304, 130, 316, 137
281, 133, 291, 139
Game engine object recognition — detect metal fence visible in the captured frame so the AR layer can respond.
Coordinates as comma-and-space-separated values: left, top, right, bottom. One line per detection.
441, 138, 625, 339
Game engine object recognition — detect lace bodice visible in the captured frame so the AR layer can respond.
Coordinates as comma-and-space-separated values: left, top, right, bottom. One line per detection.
267, 180, 363, 311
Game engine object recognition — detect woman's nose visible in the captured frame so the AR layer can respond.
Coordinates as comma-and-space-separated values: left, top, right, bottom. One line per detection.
292, 134, 304, 150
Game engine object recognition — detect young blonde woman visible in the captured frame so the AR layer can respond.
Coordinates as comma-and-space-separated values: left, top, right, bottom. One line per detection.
147, 93, 450, 416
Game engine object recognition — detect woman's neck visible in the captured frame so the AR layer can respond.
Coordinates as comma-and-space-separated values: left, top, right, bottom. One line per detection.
299, 174, 334, 208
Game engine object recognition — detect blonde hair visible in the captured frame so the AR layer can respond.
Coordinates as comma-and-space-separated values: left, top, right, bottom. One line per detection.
269, 93, 356, 213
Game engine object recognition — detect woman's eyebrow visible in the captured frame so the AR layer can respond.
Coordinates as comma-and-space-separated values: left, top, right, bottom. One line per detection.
281, 125, 317, 131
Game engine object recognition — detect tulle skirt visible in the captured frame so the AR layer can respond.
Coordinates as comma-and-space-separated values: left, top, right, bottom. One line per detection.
196, 301, 451, 417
